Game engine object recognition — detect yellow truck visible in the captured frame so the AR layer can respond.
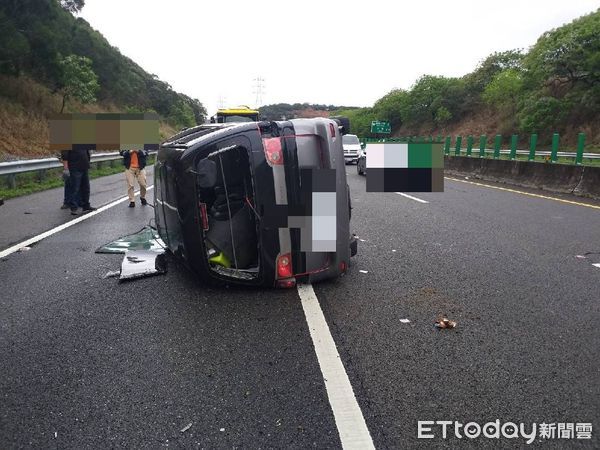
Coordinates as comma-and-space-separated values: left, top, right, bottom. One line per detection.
210, 106, 260, 123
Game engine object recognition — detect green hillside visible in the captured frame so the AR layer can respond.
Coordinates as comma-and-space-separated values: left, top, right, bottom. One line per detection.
0, 0, 206, 158
335, 9, 600, 147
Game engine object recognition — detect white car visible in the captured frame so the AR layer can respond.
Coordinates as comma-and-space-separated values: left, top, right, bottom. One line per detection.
342, 134, 361, 164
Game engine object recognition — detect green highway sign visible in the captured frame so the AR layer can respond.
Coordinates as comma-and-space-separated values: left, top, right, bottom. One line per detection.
371, 121, 391, 134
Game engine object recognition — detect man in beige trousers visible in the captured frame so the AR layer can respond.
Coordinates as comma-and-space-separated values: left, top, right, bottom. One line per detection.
119, 149, 148, 207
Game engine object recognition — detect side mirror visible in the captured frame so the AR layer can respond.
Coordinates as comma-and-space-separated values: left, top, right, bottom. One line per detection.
196, 158, 218, 188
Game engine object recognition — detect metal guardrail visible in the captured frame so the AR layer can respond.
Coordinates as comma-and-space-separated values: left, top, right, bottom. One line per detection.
465, 149, 600, 159
0, 151, 156, 176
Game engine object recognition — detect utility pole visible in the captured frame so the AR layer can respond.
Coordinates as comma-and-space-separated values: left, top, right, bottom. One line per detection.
253, 76, 265, 107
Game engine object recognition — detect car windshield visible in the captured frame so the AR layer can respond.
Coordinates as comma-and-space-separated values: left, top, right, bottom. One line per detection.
343, 135, 359, 145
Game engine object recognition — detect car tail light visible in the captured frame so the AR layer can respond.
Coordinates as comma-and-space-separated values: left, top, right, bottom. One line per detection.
199, 202, 209, 231
262, 137, 284, 165
276, 253, 293, 279
329, 123, 336, 138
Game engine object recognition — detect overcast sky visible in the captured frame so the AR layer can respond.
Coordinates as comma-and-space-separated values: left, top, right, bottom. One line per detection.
80, 0, 598, 115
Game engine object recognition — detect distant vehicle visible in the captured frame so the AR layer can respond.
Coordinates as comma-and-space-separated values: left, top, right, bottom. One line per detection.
342, 134, 361, 164
210, 106, 259, 123
357, 147, 366, 175
155, 117, 357, 288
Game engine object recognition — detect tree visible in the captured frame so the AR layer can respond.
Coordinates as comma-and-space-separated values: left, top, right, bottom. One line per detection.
482, 69, 524, 115
58, 54, 99, 112
465, 50, 524, 92
525, 9, 600, 88
434, 106, 452, 128
372, 89, 409, 131
0, 12, 30, 75
58, 0, 85, 14
518, 95, 566, 133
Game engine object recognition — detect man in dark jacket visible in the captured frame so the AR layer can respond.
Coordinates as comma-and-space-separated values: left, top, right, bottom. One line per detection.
61, 147, 96, 215
119, 149, 148, 207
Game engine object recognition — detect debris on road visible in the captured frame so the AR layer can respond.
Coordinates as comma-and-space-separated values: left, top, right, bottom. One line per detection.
435, 317, 457, 329
219, 428, 225, 432
400, 319, 410, 324
180, 422, 192, 433
102, 270, 120, 279
359, 270, 368, 274
392, 249, 397, 252
17, 246, 31, 252
575, 255, 586, 259
119, 250, 166, 281
96, 226, 165, 254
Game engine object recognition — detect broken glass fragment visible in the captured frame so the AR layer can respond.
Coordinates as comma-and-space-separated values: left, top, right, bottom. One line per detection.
96, 226, 166, 254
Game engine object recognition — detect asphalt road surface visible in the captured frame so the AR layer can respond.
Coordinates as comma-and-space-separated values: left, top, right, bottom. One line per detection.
1, 167, 599, 449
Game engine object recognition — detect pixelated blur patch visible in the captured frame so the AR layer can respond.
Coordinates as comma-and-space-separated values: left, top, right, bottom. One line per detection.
49, 113, 159, 152
263, 168, 337, 253
366, 143, 444, 192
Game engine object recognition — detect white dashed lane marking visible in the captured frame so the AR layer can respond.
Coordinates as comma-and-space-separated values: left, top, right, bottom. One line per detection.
0, 187, 153, 259
395, 192, 429, 203
297, 284, 375, 450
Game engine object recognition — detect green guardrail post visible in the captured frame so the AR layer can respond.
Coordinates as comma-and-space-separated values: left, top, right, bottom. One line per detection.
479, 135, 486, 158
454, 136, 462, 156
444, 136, 451, 155
576, 133, 585, 165
510, 134, 518, 160
528, 134, 537, 161
551, 133, 559, 163
493, 135, 502, 159
466, 135, 473, 157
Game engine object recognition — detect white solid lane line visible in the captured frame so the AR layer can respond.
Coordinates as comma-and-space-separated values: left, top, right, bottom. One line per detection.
0, 187, 153, 259
297, 283, 375, 450
395, 192, 429, 203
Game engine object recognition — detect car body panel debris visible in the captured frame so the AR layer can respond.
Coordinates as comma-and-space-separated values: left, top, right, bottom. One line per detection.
154, 118, 358, 288
119, 250, 167, 281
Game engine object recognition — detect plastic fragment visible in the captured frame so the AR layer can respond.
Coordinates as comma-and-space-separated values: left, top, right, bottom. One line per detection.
102, 270, 120, 279
435, 317, 457, 329
359, 270, 368, 274
575, 255, 586, 259
17, 247, 31, 252
180, 423, 192, 433
219, 428, 225, 432
400, 319, 410, 324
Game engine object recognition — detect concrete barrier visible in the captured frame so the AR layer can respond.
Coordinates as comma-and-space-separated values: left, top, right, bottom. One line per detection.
445, 156, 600, 200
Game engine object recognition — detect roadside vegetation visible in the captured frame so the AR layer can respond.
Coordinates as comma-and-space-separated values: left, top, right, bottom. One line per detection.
0, 0, 206, 158
333, 9, 600, 149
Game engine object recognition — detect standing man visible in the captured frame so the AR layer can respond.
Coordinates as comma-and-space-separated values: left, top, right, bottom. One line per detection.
61, 147, 96, 215
120, 149, 148, 207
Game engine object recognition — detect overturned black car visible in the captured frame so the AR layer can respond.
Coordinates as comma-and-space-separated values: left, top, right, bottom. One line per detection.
154, 118, 357, 288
